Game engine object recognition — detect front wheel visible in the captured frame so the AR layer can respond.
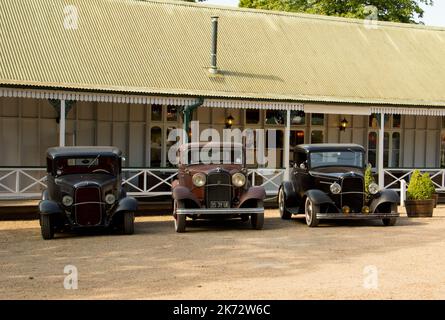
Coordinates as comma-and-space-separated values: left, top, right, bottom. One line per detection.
305, 198, 320, 227
278, 188, 292, 220
40, 214, 54, 240
251, 201, 264, 230
123, 212, 135, 235
173, 200, 186, 233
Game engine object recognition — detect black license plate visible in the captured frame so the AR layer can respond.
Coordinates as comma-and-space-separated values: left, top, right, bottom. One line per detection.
209, 201, 230, 208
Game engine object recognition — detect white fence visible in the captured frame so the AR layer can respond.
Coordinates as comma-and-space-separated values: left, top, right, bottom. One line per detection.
0, 167, 286, 200
383, 168, 445, 192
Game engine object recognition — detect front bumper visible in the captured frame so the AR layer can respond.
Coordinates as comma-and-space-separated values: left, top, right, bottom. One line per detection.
176, 208, 263, 215
316, 213, 399, 220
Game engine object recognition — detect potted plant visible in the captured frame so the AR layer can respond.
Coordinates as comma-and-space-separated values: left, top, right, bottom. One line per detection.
405, 170, 436, 217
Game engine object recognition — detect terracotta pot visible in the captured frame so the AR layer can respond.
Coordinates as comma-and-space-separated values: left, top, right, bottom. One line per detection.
405, 199, 435, 217
433, 193, 439, 208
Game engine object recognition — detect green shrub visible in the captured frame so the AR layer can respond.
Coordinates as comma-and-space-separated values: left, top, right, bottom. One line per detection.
406, 170, 435, 200
364, 163, 375, 201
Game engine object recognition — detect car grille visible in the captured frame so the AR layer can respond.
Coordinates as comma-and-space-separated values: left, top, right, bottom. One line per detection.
341, 177, 364, 213
74, 187, 102, 226
206, 171, 232, 208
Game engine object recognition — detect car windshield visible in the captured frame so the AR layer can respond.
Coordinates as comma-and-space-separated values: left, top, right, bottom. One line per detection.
181, 147, 244, 165
310, 150, 364, 169
54, 156, 118, 176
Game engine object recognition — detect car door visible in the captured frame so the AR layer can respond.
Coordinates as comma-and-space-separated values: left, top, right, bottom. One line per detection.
292, 151, 309, 199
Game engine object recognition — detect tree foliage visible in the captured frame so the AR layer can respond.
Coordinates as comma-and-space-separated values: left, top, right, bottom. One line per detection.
407, 170, 435, 200
239, 0, 433, 24
364, 163, 375, 201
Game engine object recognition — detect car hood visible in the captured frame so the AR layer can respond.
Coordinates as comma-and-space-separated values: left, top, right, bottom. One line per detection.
55, 174, 117, 189
309, 167, 364, 181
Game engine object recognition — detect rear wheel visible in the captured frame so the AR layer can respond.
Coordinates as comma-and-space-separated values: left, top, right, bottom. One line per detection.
305, 198, 320, 228
251, 201, 264, 230
40, 214, 54, 240
174, 200, 186, 233
278, 187, 292, 220
123, 212, 135, 235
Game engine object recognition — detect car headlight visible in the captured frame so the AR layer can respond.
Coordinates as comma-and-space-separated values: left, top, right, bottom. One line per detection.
330, 182, 342, 194
368, 182, 380, 195
232, 173, 246, 187
105, 193, 116, 205
62, 195, 73, 207
192, 173, 206, 187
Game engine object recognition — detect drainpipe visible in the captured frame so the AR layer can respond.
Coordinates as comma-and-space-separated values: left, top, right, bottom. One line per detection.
182, 97, 204, 143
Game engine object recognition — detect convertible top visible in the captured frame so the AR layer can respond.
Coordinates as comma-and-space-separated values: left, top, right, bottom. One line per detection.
46, 146, 122, 159
296, 144, 365, 153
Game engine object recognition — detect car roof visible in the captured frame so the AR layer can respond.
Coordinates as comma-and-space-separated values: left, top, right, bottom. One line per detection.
296, 144, 365, 153
46, 146, 122, 159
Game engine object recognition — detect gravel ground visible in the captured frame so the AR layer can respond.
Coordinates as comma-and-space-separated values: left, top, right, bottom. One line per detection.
1, 208, 445, 300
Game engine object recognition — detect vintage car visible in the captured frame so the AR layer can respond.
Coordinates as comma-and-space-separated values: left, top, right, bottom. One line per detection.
39, 147, 138, 239
171, 142, 266, 232
278, 144, 399, 227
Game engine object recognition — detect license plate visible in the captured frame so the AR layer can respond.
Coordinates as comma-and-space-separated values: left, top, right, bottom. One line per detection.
210, 201, 230, 208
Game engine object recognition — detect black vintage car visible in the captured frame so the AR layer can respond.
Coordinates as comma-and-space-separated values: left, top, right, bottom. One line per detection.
278, 144, 399, 227
171, 142, 266, 232
39, 147, 138, 239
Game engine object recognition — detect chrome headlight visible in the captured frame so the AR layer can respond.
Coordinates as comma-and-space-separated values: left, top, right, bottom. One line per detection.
368, 182, 380, 195
192, 173, 206, 187
62, 195, 73, 207
105, 193, 116, 205
330, 182, 342, 194
232, 173, 246, 187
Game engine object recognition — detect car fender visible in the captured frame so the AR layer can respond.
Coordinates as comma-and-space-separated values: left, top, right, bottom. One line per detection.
238, 186, 266, 208
172, 185, 201, 208
370, 189, 399, 213
280, 181, 298, 207
115, 196, 138, 214
39, 200, 63, 215
305, 189, 335, 206
41, 189, 49, 200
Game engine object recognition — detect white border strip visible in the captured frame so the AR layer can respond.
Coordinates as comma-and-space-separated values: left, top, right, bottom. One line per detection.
371, 107, 445, 116
0, 87, 304, 110
203, 99, 304, 110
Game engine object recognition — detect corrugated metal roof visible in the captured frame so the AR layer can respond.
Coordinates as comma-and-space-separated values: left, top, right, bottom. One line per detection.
1, 0, 445, 106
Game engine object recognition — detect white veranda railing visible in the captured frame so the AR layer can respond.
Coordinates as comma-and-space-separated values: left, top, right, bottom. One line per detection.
383, 168, 445, 192
0, 167, 286, 200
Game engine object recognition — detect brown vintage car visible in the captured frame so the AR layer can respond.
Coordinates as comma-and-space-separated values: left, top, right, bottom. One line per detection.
171, 142, 266, 232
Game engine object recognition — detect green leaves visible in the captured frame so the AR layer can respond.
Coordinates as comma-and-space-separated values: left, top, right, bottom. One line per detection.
406, 170, 435, 200
364, 163, 375, 201
239, 0, 434, 24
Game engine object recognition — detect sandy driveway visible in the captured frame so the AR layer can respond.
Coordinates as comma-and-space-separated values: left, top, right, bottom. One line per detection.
1, 208, 445, 299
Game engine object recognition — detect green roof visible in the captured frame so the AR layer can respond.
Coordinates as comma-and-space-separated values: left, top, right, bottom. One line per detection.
1, 0, 445, 106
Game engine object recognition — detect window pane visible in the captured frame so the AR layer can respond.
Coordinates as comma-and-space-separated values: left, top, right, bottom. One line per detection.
166, 105, 178, 122
393, 114, 401, 128
265, 130, 283, 148
151, 104, 162, 121
368, 132, 377, 149
150, 126, 162, 167
392, 132, 400, 150
384, 132, 389, 149
265, 110, 285, 125
369, 114, 378, 128
246, 110, 260, 124
290, 111, 305, 125
290, 130, 304, 147
391, 150, 400, 168
311, 113, 324, 126
311, 130, 323, 143
368, 150, 376, 167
